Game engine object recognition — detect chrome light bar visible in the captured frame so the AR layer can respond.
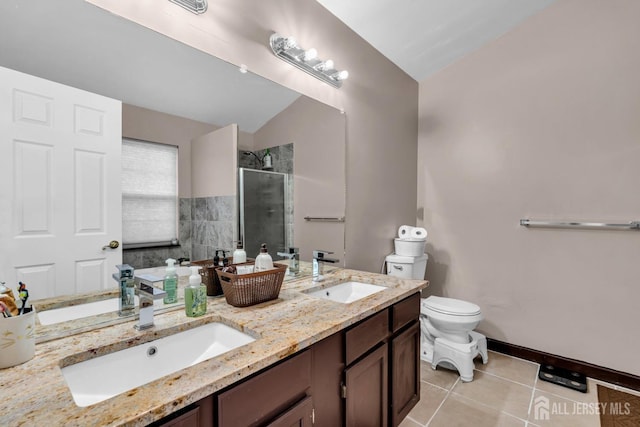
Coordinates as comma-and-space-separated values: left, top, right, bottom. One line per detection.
269, 33, 349, 88
169, 0, 207, 14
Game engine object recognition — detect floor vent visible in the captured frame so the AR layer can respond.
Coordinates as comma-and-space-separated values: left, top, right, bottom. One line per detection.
538, 364, 588, 393
168, 0, 208, 14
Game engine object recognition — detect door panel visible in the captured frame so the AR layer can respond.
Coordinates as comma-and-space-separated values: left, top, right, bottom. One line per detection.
0, 66, 122, 299
391, 322, 420, 426
345, 343, 388, 427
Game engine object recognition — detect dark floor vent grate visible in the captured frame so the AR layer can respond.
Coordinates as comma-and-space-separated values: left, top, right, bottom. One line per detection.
538, 363, 588, 393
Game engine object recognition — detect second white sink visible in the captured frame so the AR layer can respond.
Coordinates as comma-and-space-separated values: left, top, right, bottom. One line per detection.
61, 322, 255, 407
306, 281, 386, 303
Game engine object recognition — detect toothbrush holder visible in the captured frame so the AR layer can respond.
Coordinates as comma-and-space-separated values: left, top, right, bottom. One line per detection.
0, 308, 36, 369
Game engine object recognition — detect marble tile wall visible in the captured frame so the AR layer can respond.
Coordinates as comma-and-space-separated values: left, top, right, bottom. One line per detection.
190, 195, 236, 262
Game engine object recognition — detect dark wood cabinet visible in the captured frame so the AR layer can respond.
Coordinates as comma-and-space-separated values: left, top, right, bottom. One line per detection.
152, 292, 422, 427
266, 396, 314, 427
216, 350, 311, 427
152, 396, 213, 427
311, 333, 344, 427
342, 292, 421, 427
390, 321, 420, 427
345, 343, 389, 427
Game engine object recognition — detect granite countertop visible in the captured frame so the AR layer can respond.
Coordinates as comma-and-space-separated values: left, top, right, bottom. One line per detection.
0, 268, 427, 426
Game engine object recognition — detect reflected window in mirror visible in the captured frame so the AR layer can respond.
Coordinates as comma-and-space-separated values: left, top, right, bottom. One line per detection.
121, 139, 187, 268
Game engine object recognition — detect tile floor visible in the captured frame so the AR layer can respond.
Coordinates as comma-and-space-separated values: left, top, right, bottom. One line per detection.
400, 350, 640, 427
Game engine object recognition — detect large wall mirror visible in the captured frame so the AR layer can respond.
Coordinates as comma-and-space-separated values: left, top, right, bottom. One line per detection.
0, 0, 345, 339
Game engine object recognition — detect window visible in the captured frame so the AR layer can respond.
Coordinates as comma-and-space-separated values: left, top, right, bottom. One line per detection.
122, 138, 178, 247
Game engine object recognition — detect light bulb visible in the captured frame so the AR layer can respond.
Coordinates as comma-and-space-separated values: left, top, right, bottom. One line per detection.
303, 48, 318, 61
323, 59, 334, 70
334, 70, 349, 81
283, 36, 297, 50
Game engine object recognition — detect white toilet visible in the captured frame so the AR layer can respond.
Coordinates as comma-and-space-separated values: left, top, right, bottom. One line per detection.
385, 228, 488, 382
420, 296, 488, 382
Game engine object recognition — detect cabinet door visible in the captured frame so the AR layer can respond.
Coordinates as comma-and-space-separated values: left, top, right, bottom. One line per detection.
390, 322, 420, 427
266, 396, 314, 427
217, 350, 311, 427
153, 396, 213, 427
345, 343, 388, 427
311, 332, 344, 427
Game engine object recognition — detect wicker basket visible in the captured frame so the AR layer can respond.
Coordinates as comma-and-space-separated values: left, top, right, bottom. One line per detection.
191, 259, 223, 296
216, 263, 287, 307
192, 257, 255, 296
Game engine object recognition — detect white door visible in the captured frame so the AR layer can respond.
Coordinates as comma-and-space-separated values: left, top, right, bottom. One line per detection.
0, 66, 122, 300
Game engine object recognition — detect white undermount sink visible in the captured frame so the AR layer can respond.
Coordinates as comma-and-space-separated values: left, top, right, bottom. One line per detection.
61, 322, 255, 407
306, 281, 386, 303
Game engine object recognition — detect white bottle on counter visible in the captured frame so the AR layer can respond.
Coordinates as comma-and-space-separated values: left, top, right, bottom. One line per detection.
233, 241, 247, 264
254, 243, 273, 272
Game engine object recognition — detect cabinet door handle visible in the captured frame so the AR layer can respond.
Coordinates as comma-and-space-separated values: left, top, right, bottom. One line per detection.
393, 265, 403, 271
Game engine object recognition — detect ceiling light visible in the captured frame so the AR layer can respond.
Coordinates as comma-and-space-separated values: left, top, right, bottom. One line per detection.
168, 0, 208, 15
269, 33, 348, 88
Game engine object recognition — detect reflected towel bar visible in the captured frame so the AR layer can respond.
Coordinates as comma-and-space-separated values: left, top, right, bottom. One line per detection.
520, 219, 640, 230
304, 216, 345, 222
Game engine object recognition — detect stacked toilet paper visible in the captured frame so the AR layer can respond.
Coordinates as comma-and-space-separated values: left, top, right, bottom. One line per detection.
395, 225, 427, 257
397, 225, 428, 240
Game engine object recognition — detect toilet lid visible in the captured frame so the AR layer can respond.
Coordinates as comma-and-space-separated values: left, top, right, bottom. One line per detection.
423, 296, 481, 316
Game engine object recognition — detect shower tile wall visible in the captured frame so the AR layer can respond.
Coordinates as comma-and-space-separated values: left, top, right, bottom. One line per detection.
191, 195, 235, 261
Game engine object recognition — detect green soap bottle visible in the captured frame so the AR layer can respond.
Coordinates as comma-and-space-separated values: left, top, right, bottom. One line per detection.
163, 258, 178, 304
185, 266, 207, 317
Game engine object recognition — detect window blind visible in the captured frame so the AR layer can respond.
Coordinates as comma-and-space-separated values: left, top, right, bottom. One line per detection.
122, 138, 178, 246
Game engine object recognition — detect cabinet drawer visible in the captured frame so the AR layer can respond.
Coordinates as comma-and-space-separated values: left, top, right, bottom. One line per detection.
217, 350, 311, 427
392, 293, 420, 333
345, 309, 389, 365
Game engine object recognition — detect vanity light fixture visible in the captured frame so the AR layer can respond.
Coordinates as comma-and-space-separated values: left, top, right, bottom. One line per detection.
269, 33, 349, 88
168, 0, 207, 14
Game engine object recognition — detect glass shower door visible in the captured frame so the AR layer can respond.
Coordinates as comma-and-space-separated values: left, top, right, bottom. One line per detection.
239, 168, 287, 259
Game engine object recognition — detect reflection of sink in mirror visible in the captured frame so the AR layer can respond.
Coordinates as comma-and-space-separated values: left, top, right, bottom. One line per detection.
37, 296, 163, 326
61, 322, 255, 407
306, 281, 386, 304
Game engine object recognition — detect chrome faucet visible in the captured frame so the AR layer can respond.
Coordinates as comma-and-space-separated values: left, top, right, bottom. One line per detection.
312, 250, 340, 282
277, 247, 300, 276
135, 283, 167, 330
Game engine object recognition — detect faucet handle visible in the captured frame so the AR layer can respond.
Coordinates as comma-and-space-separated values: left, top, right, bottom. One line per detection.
139, 283, 167, 300
313, 249, 333, 258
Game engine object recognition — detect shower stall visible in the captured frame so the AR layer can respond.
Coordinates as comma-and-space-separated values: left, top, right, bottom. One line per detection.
239, 168, 289, 259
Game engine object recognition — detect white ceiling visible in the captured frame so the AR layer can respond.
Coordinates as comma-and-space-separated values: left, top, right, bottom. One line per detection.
0, 0, 300, 133
317, 0, 557, 82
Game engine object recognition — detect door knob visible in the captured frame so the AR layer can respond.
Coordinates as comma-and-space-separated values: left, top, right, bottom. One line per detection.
102, 240, 120, 250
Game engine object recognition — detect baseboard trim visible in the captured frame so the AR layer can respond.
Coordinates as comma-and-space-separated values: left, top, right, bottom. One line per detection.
487, 338, 640, 392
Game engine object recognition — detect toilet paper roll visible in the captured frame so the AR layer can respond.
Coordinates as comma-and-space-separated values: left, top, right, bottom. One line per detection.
398, 225, 414, 239
410, 227, 428, 240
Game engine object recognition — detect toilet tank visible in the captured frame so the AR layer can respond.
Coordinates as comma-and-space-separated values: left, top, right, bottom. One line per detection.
385, 254, 428, 279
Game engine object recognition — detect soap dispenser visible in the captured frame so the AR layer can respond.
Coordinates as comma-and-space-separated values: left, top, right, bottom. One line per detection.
233, 241, 247, 264
185, 266, 207, 317
163, 258, 178, 304
263, 148, 272, 170
254, 243, 274, 272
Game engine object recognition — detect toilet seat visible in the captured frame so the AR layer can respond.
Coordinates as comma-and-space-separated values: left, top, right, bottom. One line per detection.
422, 296, 481, 316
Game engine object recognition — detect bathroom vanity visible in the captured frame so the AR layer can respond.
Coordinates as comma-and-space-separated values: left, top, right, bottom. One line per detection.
0, 269, 427, 427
